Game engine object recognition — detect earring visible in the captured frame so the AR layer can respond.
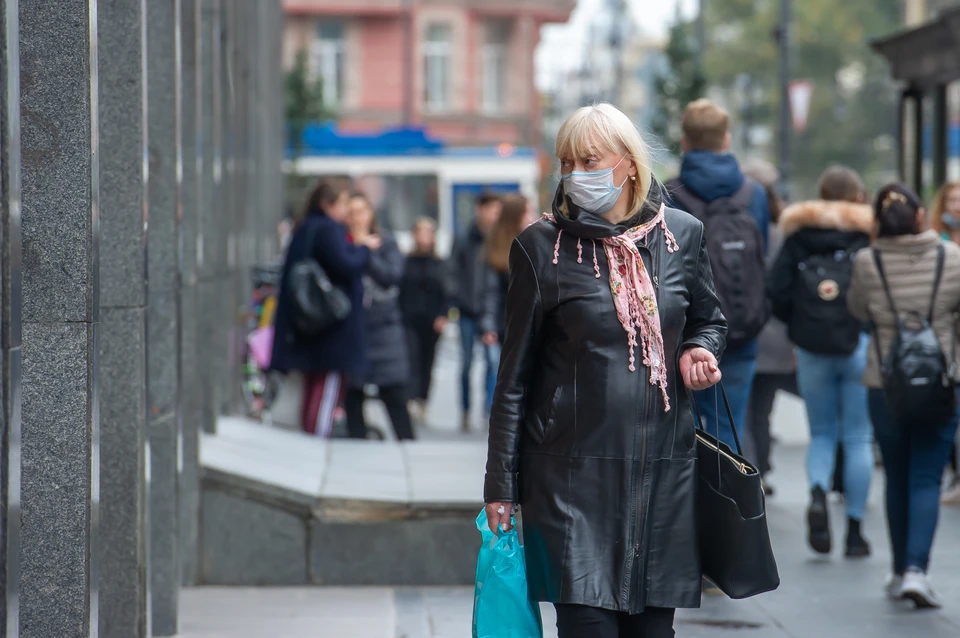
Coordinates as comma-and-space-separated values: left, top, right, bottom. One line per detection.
631, 176, 636, 181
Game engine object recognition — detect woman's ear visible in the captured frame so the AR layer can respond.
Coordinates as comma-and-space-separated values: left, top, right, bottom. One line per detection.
917, 207, 927, 230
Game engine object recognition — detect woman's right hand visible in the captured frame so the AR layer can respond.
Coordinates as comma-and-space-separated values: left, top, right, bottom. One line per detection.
484, 502, 516, 534
359, 234, 382, 251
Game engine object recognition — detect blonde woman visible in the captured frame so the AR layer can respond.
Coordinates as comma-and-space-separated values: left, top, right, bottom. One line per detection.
930, 180, 960, 243
483, 104, 727, 637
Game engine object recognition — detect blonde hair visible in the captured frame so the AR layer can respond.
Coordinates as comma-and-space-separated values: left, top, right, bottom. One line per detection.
682, 99, 730, 152
930, 180, 960, 235
555, 103, 654, 219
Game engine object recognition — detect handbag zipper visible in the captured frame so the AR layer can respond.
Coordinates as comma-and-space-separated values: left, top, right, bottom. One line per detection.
696, 432, 750, 475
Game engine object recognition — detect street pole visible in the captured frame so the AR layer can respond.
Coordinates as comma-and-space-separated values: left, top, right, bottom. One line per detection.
695, 0, 706, 77
777, 0, 792, 201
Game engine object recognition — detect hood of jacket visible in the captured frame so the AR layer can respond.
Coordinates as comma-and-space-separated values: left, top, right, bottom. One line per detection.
779, 200, 874, 237
678, 151, 745, 201
551, 176, 664, 240
778, 200, 873, 254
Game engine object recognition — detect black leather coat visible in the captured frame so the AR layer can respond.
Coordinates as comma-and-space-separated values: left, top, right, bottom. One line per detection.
484, 187, 727, 614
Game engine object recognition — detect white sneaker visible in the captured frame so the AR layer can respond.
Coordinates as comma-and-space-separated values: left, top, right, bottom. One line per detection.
885, 574, 904, 601
900, 569, 942, 609
941, 481, 960, 506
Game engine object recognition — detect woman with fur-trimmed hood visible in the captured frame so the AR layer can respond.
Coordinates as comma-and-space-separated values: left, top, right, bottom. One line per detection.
767, 166, 875, 560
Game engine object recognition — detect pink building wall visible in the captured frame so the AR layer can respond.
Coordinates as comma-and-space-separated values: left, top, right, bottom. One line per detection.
282, 0, 574, 147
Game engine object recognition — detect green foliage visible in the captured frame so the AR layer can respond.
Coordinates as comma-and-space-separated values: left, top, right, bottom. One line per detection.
285, 49, 335, 161
655, 0, 903, 196
652, 20, 706, 155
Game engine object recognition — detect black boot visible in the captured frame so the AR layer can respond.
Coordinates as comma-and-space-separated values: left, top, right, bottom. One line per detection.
807, 486, 831, 554
845, 518, 871, 558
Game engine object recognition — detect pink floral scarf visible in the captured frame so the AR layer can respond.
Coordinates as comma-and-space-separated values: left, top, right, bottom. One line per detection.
544, 203, 679, 410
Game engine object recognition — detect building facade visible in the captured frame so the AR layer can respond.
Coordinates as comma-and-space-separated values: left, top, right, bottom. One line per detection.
282, 0, 576, 147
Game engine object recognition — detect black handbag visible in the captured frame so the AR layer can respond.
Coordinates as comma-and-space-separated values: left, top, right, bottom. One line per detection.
692, 383, 780, 599
288, 222, 352, 337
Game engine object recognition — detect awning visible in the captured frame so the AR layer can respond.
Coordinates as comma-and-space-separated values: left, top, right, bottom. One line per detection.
872, 7, 960, 89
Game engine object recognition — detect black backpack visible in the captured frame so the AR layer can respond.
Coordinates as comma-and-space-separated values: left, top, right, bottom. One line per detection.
667, 179, 768, 348
872, 245, 957, 428
789, 249, 861, 355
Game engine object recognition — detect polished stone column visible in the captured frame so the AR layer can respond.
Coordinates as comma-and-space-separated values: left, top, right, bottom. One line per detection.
146, 0, 180, 633
19, 0, 99, 636
0, 2, 21, 637
178, 0, 201, 588
197, 0, 219, 436
97, 0, 149, 636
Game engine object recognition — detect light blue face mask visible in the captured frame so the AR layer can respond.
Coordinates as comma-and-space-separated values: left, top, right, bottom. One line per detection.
943, 213, 960, 230
562, 156, 629, 216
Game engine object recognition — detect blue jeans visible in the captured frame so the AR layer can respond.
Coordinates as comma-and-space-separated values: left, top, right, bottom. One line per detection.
869, 389, 960, 574
459, 315, 499, 415
694, 345, 757, 453
796, 335, 873, 520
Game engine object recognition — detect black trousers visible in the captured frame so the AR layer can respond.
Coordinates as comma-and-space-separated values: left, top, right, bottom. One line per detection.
554, 605, 675, 638
345, 385, 415, 440
405, 318, 441, 402
746, 372, 798, 476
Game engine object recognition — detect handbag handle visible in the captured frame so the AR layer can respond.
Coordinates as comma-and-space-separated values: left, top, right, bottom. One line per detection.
690, 381, 744, 456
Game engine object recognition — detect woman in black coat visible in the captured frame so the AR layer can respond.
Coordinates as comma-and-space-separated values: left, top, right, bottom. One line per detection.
271, 178, 382, 436
399, 218, 449, 421
484, 104, 726, 637
344, 193, 415, 440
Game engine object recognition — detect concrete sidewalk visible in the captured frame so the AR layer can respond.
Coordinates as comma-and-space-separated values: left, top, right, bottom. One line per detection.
180, 442, 960, 637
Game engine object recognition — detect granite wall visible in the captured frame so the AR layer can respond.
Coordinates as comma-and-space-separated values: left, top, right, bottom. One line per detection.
0, 1, 284, 636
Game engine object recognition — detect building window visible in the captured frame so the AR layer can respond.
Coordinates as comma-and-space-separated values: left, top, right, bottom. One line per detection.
310, 21, 345, 107
424, 24, 452, 112
481, 21, 511, 113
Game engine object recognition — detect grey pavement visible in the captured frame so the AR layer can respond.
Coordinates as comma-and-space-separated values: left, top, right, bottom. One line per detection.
179, 440, 960, 637
185, 339, 960, 637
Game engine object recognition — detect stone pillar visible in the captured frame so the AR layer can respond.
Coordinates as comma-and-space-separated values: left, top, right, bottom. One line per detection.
178, 0, 201, 588
0, 2, 21, 636
19, 0, 99, 636
97, 0, 149, 636
146, 0, 180, 633
197, 0, 219, 435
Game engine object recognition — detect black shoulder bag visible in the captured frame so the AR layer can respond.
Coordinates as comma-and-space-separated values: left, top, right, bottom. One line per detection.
288, 222, 352, 337
871, 245, 956, 428
692, 383, 780, 599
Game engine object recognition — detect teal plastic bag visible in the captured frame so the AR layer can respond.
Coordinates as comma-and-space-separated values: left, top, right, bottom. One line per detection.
472, 509, 543, 638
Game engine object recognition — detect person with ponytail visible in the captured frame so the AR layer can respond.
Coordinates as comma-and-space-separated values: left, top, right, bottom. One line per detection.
847, 183, 960, 608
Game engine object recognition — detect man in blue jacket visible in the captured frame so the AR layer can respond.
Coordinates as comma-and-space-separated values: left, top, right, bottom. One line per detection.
666, 99, 771, 454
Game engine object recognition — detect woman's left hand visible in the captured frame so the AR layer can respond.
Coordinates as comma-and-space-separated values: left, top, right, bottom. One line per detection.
679, 347, 722, 391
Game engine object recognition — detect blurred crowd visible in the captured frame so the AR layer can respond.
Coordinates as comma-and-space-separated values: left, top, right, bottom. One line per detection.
265, 177, 535, 441
258, 97, 960, 611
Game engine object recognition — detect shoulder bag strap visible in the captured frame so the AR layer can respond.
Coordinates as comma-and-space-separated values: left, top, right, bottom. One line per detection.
871, 249, 900, 319
927, 243, 946, 324
730, 178, 756, 210
665, 179, 707, 220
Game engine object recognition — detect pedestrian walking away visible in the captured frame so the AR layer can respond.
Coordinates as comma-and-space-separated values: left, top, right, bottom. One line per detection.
929, 179, 960, 505
449, 192, 502, 431
399, 217, 449, 425
847, 183, 960, 609
742, 159, 796, 496
484, 103, 727, 638
768, 166, 875, 558
344, 192, 415, 441
665, 99, 771, 452
270, 178, 382, 437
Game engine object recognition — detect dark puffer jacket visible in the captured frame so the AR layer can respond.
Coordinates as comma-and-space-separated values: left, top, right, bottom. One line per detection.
767, 200, 873, 352
353, 235, 410, 389
484, 185, 727, 614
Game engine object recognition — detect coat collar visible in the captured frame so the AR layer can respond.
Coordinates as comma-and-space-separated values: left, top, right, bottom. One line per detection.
873, 229, 942, 254
779, 200, 874, 236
